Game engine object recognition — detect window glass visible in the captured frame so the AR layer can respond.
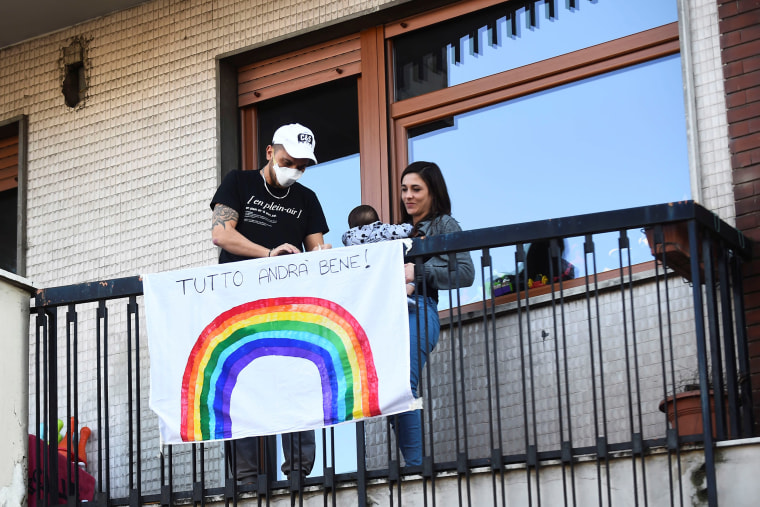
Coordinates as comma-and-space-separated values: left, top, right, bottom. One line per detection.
301, 153, 361, 249
394, 0, 677, 100
0, 187, 17, 273
407, 55, 690, 307
252, 79, 362, 477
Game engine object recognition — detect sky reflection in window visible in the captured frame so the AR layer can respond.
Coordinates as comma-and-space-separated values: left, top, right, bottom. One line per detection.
409, 55, 690, 307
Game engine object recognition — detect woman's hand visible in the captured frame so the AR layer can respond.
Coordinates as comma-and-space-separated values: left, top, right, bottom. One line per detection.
404, 263, 416, 284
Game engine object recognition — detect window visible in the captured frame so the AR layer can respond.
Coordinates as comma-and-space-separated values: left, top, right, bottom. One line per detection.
387, 0, 686, 307
228, 0, 689, 308
0, 117, 26, 275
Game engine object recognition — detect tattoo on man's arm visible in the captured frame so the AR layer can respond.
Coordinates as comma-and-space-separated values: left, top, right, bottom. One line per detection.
212, 204, 239, 230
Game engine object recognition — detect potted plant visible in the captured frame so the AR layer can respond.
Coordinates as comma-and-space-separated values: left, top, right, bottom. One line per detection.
644, 221, 700, 282
658, 371, 729, 438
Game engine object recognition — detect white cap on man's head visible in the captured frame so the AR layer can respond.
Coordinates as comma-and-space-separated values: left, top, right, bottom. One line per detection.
272, 123, 317, 165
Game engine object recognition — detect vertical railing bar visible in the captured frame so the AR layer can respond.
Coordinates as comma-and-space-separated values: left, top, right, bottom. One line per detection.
355, 422, 367, 507
617, 232, 640, 507
34, 309, 44, 507
69, 304, 83, 503
702, 238, 727, 441
581, 235, 603, 505
705, 243, 726, 435
160, 446, 167, 506
63, 303, 73, 504
41, 307, 50, 506
321, 429, 328, 507
95, 301, 104, 501
221, 441, 236, 507
127, 297, 136, 497
386, 419, 399, 506
555, 242, 577, 507
651, 225, 680, 507
63, 305, 72, 503
191, 443, 198, 505
479, 248, 503, 506
730, 253, 753, 436
417, 256, 433, 507
200, 442, 206, 507
486, 250, 507, 506
515, 243, 532, 506
524, 245, 541, 507
46, 306, 60, 507
625, 230, 649, 505
717, 245, 740, 439
446, 273, 463, 506
103, 301, 112, 501
321, 428, 328, 507
264, 437, 273, 507
131, 296, 144, 505
687, 221, 718, 507
386, 415, 400, 507
450, 254, 472, 506
548, 240, 569, 506
330, 427, 337, 507
168, 446, 174, 507
592, 236, 612, 507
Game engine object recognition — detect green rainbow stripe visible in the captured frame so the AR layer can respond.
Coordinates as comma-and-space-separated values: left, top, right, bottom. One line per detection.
180, 297, 380, 441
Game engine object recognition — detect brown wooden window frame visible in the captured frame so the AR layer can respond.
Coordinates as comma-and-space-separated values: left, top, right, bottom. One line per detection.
0, 115, 27, 276
385, 18, 681, 220
235, 29, 390, 220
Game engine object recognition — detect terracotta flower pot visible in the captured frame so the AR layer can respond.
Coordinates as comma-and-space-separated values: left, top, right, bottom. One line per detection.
658, 390, 728, 438
645, 222, 699, 282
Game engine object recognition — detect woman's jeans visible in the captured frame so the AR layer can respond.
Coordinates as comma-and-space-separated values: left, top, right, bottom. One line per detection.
392, 295, 440, 466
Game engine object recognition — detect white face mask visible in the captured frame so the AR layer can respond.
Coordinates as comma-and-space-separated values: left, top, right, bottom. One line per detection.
272, 160, 303, 187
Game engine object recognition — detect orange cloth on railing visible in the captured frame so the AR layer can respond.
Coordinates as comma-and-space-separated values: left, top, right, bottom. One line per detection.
57, 417, 91, 465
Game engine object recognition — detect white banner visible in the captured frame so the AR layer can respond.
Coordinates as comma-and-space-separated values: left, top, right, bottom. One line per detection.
144, 241, 414, 444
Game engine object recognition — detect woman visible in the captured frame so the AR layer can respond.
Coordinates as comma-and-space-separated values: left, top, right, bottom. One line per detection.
394, 161, 475, 466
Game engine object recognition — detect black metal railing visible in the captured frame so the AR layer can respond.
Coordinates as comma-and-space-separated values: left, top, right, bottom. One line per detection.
29, 201, 753, 506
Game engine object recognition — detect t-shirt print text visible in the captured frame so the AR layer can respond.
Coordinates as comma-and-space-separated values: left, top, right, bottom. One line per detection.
244, 196, 304, 225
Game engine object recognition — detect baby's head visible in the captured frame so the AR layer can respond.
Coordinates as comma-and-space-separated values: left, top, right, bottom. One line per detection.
348, 205, 380, 228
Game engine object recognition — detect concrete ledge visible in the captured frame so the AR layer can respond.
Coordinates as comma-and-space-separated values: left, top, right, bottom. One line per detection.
0, 270, 33, 506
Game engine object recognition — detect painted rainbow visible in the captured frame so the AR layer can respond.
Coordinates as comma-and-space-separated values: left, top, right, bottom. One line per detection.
180, 297, 380, 441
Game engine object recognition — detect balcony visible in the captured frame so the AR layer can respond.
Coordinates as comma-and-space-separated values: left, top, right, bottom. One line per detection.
25, 201, 757, 506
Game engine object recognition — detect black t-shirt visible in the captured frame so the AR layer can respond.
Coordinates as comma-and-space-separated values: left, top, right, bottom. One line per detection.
210, 170, 329, 264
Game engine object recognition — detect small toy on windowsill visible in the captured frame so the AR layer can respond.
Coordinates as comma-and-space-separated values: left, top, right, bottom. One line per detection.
492, 274, 515, 297
528, 274, 548, 289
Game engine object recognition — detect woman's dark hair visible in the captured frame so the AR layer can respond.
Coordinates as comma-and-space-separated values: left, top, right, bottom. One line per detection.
400, 161, 452, 224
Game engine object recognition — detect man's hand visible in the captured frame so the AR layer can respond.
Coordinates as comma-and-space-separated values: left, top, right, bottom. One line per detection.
310, 243, 332, 251
269, 243, 301, 256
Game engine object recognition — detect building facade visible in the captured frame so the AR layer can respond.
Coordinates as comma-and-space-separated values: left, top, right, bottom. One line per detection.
1, 0, 759, 503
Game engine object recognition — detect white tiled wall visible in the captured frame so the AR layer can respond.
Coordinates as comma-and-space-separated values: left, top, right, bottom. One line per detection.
684, 0, 735, 222
5, 0, 399, 498
1, 0, 396, 288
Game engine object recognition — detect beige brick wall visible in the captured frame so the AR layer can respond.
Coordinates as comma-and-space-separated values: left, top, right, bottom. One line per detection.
0, 0, 398, 288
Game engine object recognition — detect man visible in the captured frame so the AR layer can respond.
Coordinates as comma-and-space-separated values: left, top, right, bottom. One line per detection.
210, 123, 330, 483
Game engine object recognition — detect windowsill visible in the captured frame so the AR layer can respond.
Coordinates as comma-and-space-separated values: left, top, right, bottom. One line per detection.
439, 260, 665, 325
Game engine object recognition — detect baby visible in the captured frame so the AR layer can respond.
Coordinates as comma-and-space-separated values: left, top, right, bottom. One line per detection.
341, 205, 416, 304
341, 205, 413, 245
